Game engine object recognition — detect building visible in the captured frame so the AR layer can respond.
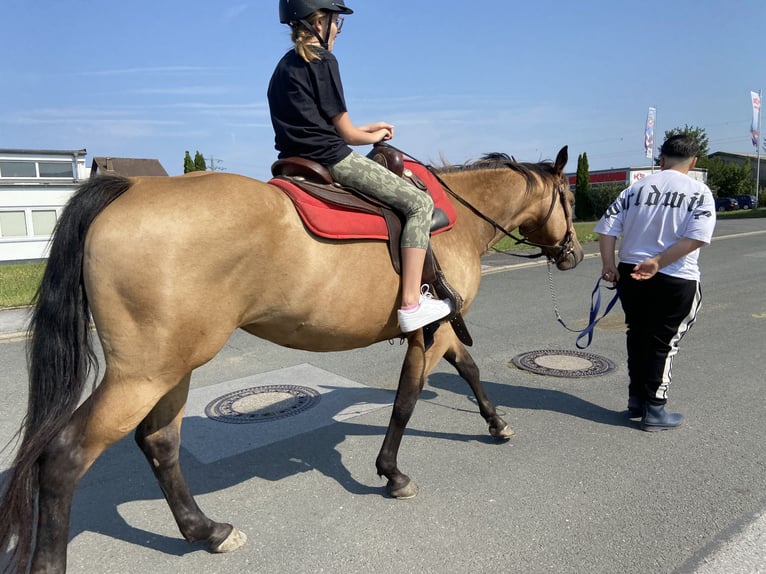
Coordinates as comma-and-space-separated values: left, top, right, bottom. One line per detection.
0, 149, 89, 262
566, 165, 708, 190
1, 149, 168, 262
90, 156, 168, 178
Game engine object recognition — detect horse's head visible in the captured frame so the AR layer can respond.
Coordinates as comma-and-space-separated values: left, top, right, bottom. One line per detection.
518, 146, 583, 270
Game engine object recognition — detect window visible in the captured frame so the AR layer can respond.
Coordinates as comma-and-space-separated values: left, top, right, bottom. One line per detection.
38, 162, 72, 178
0, 211, 28, 237
31, 210, 58, 236
0, 161, 36, 178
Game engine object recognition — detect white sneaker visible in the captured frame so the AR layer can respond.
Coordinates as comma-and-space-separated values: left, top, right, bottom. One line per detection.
397, 285, 453, 333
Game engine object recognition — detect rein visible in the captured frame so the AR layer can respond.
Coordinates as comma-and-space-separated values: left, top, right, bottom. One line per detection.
383, 144, 575, 264
547, 262, 620, 348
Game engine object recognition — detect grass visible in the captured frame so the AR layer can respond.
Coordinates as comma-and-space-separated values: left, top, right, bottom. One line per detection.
491, 222, 597, 253
0, 208, 762, 309
0, 262, 45, 308
717, 207, 766, 219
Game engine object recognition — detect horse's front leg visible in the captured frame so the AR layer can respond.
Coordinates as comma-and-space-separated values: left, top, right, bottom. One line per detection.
134, 373, 246, 553
443, 339, 514, 440
375, 332, 427, 500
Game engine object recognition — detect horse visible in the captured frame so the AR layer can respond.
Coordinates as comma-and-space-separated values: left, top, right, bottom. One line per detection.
0, 145, 583, 573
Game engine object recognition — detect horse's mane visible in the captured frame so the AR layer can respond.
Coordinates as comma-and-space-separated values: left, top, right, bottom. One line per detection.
434, 152, 559, 193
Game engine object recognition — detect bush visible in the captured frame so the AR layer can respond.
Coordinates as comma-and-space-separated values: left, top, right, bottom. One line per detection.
588, 184, 624, 219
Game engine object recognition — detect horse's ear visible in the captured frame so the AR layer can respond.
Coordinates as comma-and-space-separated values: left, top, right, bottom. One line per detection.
554, 146, 568, 174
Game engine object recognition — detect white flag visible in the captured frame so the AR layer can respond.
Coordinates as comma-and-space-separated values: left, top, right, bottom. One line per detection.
751, 91, 761, 148
644, 107, 656, 159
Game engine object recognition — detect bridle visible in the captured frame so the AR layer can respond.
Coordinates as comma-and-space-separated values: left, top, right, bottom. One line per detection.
437, 169, 576, 266
382, 144, 576, 265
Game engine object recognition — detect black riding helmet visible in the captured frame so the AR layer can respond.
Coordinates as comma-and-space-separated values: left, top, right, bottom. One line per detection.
279, 0, 353, 49
279, 0, 352, 23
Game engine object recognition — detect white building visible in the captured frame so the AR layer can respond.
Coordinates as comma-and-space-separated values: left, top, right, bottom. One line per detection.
0, 149, 168, 262
0, 149, 89, 262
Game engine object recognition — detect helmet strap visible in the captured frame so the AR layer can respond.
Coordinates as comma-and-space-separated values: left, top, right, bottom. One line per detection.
299, 18, 330, 50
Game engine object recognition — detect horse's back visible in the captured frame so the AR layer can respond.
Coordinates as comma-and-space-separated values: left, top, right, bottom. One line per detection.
83, 172, 402, 353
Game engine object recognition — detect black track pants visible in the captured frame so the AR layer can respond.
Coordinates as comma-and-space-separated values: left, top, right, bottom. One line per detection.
617, 262, 702, 404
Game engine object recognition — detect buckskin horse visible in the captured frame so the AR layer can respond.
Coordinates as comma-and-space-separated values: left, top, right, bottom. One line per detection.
0, 145, 582, 573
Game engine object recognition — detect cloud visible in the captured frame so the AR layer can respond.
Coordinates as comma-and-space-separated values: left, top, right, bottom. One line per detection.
221, 4, 249, 23
126, 86, 232, 96
77, 66, 231, 77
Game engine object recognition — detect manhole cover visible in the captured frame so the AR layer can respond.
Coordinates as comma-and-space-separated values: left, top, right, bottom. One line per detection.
205, 384, 321, 424
510, 349, 616, 378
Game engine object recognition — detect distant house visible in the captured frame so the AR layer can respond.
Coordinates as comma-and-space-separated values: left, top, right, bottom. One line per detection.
90, 157, 168, 178
1, 149, 167, 262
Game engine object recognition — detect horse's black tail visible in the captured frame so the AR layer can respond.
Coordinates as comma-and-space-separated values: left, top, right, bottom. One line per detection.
0, 175, 133, 573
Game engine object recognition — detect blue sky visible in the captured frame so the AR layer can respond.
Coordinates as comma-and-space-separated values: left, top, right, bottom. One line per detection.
2, 0, 764, 177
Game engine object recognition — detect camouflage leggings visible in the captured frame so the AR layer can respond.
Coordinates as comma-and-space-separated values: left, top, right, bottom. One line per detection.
328, 151, 433, 249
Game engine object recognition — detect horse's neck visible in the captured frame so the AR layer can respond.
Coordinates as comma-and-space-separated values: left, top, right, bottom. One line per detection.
440, 169, 532, 249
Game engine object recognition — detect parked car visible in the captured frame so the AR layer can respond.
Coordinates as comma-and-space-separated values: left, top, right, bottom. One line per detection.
715, 197, 739, 212
734, 195, 757, 209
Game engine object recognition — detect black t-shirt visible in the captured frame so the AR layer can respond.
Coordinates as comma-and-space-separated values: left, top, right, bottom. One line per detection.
267, 48, 352, 166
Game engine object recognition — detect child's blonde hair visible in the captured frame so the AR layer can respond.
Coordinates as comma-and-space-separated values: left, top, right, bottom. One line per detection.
291, 11, 326, 63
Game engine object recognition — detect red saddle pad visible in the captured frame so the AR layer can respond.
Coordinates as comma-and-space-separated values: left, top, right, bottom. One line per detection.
268, 160, 457, 241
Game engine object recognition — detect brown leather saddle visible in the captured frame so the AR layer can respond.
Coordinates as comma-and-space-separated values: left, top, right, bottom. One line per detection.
271, 144, 471, 345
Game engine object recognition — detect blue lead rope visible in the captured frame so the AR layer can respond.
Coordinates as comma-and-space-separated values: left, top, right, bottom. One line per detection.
555, 277, 620, 349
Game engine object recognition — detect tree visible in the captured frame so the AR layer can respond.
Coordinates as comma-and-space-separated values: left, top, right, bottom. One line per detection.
183, 151, 194, 174
663, 124, 755, 196
193, 151, 207, 172
663, 125, 709, 157
704, 157, 754, 196
574, 152, 592, 220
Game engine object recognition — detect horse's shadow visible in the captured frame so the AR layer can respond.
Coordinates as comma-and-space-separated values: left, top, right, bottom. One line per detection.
426, 371, 637, 428
2, 373, 632, 557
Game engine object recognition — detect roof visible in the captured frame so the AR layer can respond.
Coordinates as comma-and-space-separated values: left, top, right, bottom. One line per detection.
91, 157, 168, 177
0, 148, 86, 156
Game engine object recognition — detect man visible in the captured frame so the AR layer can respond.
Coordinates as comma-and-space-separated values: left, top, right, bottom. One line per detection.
596, 134, 716, 431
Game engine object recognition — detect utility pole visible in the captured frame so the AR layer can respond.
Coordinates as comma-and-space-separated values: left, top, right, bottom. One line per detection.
207, 156, 225, 172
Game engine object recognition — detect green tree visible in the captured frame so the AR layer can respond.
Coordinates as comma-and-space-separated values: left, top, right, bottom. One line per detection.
705, 157, 754, 196
663, 124, 756, 197
589, 183, 624, 218
574, 152, 592, 220
663, 125, 709, 157
194, 151, 207, 172
183, 151, 194, 174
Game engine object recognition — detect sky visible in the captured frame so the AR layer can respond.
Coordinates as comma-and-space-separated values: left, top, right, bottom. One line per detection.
2, 0, 764, 178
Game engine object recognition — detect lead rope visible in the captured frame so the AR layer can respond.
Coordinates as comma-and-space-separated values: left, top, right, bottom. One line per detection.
547, 260, 620, 349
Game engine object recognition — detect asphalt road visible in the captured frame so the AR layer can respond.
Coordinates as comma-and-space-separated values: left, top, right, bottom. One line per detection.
0, 218, 764, 573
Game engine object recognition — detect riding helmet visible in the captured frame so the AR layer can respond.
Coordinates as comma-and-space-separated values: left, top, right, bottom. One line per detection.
279, 0, 353, 24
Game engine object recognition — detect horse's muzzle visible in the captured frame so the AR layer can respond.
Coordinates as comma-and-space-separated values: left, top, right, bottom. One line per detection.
554, 243, 584, 270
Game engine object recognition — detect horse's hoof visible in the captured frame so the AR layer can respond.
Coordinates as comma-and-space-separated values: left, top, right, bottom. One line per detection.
388, 480, 418, 500
490, 423, 515, 440
211, 528, 247, 553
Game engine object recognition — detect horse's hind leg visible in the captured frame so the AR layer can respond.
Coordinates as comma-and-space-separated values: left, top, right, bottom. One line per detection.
442, 336, 514, 440
134, 373, 246, 553
31, 370, 189, 573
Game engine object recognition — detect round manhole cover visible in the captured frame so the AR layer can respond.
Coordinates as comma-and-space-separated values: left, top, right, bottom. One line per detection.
205, 384, 321, 424
510, 349, 616, 378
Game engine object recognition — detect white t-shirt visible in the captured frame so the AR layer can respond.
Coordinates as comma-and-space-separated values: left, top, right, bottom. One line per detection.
594, 169, 716, 281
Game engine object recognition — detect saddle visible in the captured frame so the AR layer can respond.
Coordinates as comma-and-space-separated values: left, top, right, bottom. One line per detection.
270, 144, 471, 345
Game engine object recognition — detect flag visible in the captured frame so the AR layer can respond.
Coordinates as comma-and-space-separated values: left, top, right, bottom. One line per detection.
750, 90, 761, 149
644, 107, 656, 159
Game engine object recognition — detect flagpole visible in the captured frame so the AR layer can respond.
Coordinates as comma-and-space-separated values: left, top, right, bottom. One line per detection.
652, 105, 657, 174
757, 90, 762, 203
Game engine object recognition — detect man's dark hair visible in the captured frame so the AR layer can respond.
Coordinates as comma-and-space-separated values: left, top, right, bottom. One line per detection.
660, 134, 699, 159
